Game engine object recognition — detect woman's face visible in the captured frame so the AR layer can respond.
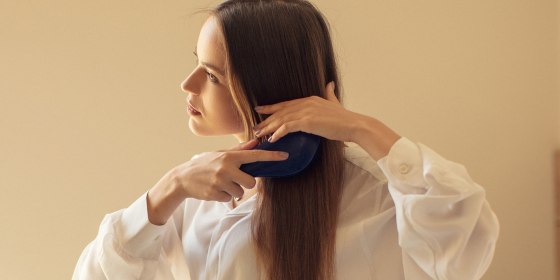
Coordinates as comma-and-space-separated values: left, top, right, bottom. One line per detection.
181, 16, 244, 139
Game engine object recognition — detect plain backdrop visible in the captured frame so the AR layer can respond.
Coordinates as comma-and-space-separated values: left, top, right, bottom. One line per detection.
0, 0, 558, 279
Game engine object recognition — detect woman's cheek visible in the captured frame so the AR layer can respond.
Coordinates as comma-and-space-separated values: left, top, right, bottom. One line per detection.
224, 107, 244, 132
211, 101, 243, 133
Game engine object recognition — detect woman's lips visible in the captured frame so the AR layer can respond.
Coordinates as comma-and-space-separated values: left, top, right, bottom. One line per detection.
187, 102, 201, 115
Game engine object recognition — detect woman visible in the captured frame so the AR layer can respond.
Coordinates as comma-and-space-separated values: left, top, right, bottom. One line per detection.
73, 0, 499, 279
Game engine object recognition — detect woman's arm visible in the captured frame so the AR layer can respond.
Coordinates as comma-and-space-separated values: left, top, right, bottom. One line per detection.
350, 114, 402, 160
252, 82, 401, 159
146, 139, 289, 225
72, 193, 187, 279
253, 83, 499, 279
73, 140, 288, 279
380, 137, 499, 279
355, 117, 499, 279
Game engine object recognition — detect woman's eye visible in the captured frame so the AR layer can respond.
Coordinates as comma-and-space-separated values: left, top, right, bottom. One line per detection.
206, 71, 219, 83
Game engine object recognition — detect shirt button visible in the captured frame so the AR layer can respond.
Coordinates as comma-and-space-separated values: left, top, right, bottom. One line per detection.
399, 163, 411, 174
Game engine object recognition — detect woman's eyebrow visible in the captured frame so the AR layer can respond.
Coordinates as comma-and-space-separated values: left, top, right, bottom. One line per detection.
193, 51, 226, 76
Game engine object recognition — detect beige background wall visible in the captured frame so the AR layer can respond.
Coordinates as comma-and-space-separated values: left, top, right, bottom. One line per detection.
0, 0, 558, 279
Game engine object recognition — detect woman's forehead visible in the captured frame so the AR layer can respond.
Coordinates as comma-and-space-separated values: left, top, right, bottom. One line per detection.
196, 16, 226, 68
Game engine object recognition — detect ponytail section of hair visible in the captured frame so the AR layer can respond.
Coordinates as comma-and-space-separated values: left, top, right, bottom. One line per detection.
214, 1, 345, 279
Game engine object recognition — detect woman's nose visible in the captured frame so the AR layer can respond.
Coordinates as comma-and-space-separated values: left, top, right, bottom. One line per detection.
181, 70, 200, 95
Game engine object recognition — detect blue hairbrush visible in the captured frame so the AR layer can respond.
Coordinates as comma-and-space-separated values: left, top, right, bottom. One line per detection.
240, 132, 321, 178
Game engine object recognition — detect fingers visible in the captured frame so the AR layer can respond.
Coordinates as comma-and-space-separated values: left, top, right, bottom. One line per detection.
198, 176, 245, 202
220, 182, 245, 200
211, 171, 258, 202
268, 121, 299, 143
214, 161, 261, 202
325, 81, 339, 103
214, 191, 233, 203
253, 107, 307, 137
186, 144, 284, 203
214, 145, 286, 195
254, 99, 296, 114
252, 82, 341, 143
230, 169, 258, 189
255, 81, 337, 115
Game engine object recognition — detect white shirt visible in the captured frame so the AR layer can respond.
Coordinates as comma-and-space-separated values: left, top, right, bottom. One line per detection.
73, 137, 499, 280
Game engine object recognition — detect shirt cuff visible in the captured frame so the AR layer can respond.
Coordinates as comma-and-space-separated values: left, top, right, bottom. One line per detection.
377, 137, 427, 193
117, 192, 166, 259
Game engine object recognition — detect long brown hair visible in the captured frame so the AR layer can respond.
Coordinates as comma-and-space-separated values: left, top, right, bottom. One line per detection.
213, 1, 345, 279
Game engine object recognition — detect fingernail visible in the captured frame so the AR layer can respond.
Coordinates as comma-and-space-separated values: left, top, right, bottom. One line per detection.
254, 106, 263, 111
279, 152, 289, 159
254, 129, 262, 136
267, 135, 274, 142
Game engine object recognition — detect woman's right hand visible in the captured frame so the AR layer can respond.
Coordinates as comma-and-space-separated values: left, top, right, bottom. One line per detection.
146, 139, 289, 225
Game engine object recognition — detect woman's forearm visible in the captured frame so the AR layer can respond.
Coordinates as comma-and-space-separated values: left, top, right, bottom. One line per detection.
352, 115, 401, 161
147, 168, 187, 225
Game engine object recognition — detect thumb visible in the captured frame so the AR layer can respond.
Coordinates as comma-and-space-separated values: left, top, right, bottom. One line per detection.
325, 81, 339, 103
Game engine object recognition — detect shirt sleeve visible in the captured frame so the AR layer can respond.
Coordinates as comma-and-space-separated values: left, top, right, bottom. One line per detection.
376, 137, 500, 280
72, 193, 189, 280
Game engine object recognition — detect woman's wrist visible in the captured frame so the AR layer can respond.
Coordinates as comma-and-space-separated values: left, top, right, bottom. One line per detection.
352, 115, 401, 161
146, 168, 188, 225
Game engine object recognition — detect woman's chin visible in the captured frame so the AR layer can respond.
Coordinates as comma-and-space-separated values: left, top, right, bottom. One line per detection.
188, 124, 211, 136
188, 123, 238, 137
188, 121, 209, 136
188, 119, 245, 137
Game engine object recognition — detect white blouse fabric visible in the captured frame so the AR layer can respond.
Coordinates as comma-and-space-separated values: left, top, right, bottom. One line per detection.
73, 137, 499, 280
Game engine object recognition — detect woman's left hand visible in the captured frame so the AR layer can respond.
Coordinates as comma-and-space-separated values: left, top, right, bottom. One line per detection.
254, 81, 401, 159
253, 82, 365, 143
